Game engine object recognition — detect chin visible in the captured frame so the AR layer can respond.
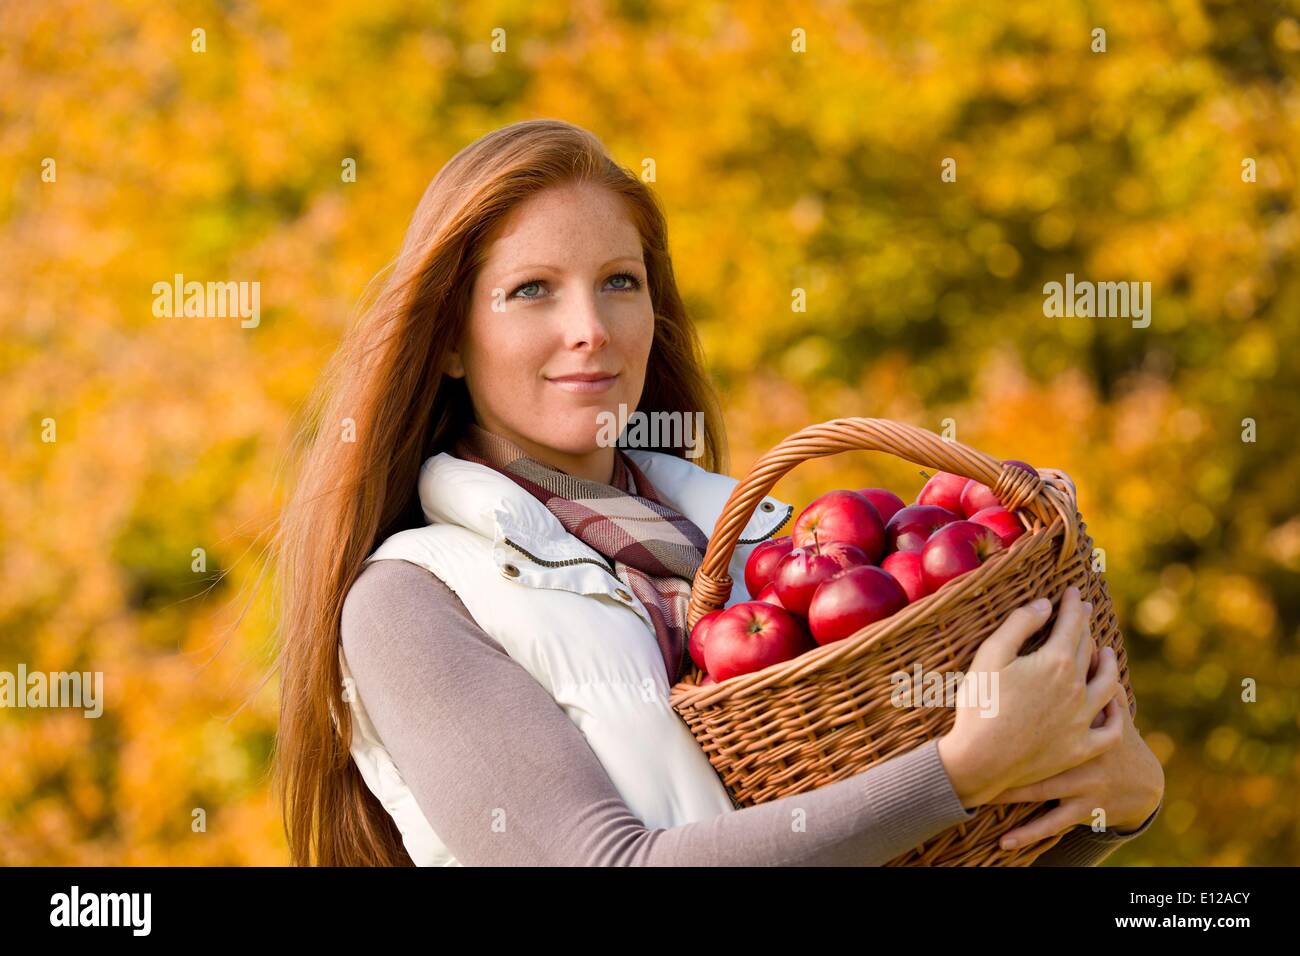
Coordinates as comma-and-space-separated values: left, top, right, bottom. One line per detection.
549, 397, 629, 441
533, 413, 606, 456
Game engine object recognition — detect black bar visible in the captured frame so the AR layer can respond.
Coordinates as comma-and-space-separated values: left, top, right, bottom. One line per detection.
0, 866, 1284, 940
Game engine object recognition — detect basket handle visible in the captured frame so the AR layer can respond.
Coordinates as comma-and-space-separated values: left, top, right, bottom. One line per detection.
688, 418, 1081, 628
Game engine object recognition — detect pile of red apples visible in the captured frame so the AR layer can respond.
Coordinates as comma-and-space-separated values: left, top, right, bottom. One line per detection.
692, 461, 1036, 685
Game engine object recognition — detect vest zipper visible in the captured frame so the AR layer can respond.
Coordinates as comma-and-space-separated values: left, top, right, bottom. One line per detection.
502, 536, 617, 574
737, 503, 793, 545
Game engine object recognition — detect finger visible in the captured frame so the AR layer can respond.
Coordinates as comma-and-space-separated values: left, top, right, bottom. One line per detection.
1082, 694, 1125, 760
999, 800, 1089, 851
1043, 586, 1088, 662
985, 782, 1049, 805
1074, 613, 1096, 677
1084, 645, 1121, 715
985, 765, 1087, 805
1103, 690, 1122, 721
976, 596, 1055, 670
1114, 684, 1135, 726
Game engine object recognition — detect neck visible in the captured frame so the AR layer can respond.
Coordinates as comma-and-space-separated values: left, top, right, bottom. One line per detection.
538, 445, 617, 485
468, 422, 618, 485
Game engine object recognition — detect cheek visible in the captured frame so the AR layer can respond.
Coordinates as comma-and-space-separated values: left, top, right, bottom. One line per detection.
467, 319, 544, 384
611, 301, 653, 354
622, 311, 656, 385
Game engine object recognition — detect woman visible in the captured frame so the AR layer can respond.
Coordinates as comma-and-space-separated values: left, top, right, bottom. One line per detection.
273, 118, 1164, 866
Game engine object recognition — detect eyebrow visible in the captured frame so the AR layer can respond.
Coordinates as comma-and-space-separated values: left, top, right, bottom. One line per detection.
496, 255, 645, 279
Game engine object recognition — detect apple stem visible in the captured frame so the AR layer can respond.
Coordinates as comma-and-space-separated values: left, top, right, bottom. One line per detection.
918, 470, 931, 481
812, 528, 820, 552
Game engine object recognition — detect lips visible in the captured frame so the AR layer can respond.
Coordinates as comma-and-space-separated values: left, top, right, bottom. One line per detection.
546, 371, 619, 394
548, 370, 619, 381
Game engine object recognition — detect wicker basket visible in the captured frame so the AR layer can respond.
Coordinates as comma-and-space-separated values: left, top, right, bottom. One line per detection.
671, 418, 1135, 866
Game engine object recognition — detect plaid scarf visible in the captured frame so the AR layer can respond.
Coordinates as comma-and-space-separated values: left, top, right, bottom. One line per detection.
450, 422, 710, 684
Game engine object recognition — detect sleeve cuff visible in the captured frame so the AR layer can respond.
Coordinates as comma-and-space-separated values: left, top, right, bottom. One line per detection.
1101, 798, 1163, 841
1058, 798, 1163, 851
1027, 800, 1162, 866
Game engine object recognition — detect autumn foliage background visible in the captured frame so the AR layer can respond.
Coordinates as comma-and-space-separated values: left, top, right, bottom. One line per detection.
2, 0, 1298, 865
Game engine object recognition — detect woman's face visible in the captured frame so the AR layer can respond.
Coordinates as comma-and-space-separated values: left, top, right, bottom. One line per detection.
447, 180, 654, 483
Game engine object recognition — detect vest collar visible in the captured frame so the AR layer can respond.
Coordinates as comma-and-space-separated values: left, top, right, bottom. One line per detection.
415, 448, 793, 576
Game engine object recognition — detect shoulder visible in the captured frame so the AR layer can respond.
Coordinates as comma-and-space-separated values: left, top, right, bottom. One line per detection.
364, 522, 497, 580
343, 557, 445, 619
341, 559, 493, 662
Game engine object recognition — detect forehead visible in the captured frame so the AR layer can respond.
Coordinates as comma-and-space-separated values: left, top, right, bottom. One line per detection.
482, 182, 643, 269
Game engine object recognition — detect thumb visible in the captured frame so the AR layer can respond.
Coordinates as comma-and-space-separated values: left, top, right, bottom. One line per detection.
974, 597, 1054, 671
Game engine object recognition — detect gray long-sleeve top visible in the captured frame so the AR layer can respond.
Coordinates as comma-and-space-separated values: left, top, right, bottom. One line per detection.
339, 557, 1160, 866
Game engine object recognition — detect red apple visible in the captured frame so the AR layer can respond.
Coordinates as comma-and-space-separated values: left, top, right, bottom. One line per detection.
856, 488, 907, 526
791, 490, 885, 562
703, 601, 813, 681
808, 565, 908, 645
916, 471, 968, 513
959, 480, 1001, 517
699, 673, 716, 686
968, 506, 1025, 548
921, 520, 1005, 592
772, 541, 870, 617
755, 583, 785, 608
959, 460, 1036, 517
881, 549, 928, 603
688, 609, 724, 671
884, 504, 961, 553
743, 535, 794, 598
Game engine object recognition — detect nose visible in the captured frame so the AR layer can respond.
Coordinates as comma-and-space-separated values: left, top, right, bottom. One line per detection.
562, 292, 611, 351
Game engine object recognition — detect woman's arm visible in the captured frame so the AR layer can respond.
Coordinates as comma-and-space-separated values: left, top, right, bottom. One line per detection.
341, 558, 980, 866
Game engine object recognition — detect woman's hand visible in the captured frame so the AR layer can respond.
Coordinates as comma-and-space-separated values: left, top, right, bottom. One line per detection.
937, 586, 1126, 810
984, 670, 1165, 849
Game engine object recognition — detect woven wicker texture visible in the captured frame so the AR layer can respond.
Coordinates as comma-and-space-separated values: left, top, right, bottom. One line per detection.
671, 418, 1133, 866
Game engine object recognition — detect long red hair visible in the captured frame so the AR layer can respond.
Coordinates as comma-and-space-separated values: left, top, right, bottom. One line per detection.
271, 119, 729, 865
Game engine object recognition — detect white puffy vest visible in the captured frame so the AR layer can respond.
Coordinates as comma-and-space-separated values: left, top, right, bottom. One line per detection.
337, 448, 793, 866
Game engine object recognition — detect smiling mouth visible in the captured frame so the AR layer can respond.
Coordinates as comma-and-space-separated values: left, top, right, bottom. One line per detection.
546, 373, 619, 394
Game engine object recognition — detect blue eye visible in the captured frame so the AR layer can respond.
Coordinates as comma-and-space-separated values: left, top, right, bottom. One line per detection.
508, 272, 642, 301
608, 272, 641, 291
